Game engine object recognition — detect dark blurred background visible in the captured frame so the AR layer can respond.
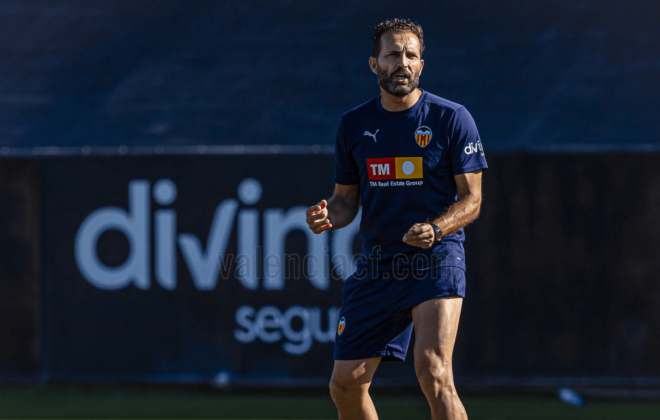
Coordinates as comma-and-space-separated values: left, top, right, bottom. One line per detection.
1, 0, 660, 411
1, 0, 658, 151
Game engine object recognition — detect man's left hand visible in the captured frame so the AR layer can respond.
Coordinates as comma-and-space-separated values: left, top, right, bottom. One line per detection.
402, 223, 435, 249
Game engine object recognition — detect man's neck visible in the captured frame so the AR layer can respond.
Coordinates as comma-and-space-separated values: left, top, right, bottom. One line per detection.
379, 88, 422, 112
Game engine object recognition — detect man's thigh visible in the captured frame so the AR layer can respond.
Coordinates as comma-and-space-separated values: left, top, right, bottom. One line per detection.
411, 297, 463, 360
331, 358, 382, 387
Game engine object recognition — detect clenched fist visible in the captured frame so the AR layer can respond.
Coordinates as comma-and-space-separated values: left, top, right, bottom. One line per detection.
402, 223, 436, 249
306, 200, 333, 234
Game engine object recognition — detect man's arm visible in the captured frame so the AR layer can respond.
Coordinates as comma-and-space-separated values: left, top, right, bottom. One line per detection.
403, 170, 483, 248
306, 183, 360, 234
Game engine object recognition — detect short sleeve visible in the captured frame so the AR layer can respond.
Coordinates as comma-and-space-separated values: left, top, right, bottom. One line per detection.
334, 117, 360, 184
449, 106, 488, 175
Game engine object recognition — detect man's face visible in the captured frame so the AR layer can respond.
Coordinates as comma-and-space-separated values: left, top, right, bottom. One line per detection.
370, 30, 424, 97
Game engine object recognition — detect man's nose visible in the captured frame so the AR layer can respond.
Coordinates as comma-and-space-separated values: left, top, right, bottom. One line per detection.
398, 53, 409, 69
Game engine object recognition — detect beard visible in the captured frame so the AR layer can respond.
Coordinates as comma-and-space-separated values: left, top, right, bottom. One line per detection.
376, 64, 420, 97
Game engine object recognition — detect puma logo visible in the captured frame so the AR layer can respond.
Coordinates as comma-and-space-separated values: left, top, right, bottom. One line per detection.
364, 129, 379, 142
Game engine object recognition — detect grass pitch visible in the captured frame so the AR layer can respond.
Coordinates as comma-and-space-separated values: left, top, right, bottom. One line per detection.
0, 384, 658, 419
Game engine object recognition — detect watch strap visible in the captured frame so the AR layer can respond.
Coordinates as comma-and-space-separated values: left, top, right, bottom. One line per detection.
426, 219, 442, 244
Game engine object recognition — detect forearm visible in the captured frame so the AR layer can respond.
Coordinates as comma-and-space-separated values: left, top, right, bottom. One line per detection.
327, 194, 359, 230
432, 193, 482, 236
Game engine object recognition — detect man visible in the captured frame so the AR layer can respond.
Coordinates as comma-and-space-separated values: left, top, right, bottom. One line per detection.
305, 18, 487, 420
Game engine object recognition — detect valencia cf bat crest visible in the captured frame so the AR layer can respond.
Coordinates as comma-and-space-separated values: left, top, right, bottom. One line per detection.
337, 317, 346, 335
415, 126, 432, 148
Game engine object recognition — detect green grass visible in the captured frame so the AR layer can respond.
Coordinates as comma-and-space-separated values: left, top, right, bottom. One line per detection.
0, 384, 658, 419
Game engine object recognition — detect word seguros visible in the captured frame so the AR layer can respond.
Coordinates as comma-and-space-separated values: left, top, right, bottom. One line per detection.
235, 305, 339, 355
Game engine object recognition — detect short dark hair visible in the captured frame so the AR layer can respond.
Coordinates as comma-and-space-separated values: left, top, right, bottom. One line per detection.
371, 18, 425, 58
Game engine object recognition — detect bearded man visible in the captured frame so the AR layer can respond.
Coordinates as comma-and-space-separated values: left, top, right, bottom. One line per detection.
305, 18, 487, 420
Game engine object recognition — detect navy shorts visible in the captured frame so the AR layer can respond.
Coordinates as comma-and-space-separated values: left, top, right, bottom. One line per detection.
333, 266, 465, 361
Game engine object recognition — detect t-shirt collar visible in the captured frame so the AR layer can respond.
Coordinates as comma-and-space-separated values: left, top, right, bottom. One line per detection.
376, 89, 427, 116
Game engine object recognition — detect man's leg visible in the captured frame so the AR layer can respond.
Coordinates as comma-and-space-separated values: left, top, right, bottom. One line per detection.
412, 297, 467, 420
329, 357, 381, 420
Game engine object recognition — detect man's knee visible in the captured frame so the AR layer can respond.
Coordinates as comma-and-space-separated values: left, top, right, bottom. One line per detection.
328, 377, 344, 401
330, 359, 379, 404
415, 358, 456, 397
329, 373, 362, 401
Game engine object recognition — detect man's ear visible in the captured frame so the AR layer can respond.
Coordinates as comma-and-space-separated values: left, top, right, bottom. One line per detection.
369, 57, 378, 75
419, 59, 424, 76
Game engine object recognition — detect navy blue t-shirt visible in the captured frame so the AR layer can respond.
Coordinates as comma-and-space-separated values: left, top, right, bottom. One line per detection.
334, 90, 488, 274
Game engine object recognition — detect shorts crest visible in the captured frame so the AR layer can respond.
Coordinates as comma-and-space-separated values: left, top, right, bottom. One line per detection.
337, 317, 346, 335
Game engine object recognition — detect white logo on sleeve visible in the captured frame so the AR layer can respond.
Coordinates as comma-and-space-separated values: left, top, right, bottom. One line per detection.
363, 129, 379, 142
464, 140, 484, 156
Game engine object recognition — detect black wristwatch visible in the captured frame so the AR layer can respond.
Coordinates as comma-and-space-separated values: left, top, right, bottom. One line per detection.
426, 219, 442, 244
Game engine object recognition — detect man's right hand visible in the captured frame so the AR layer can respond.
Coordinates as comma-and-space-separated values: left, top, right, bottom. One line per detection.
306, 199, 332, 234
